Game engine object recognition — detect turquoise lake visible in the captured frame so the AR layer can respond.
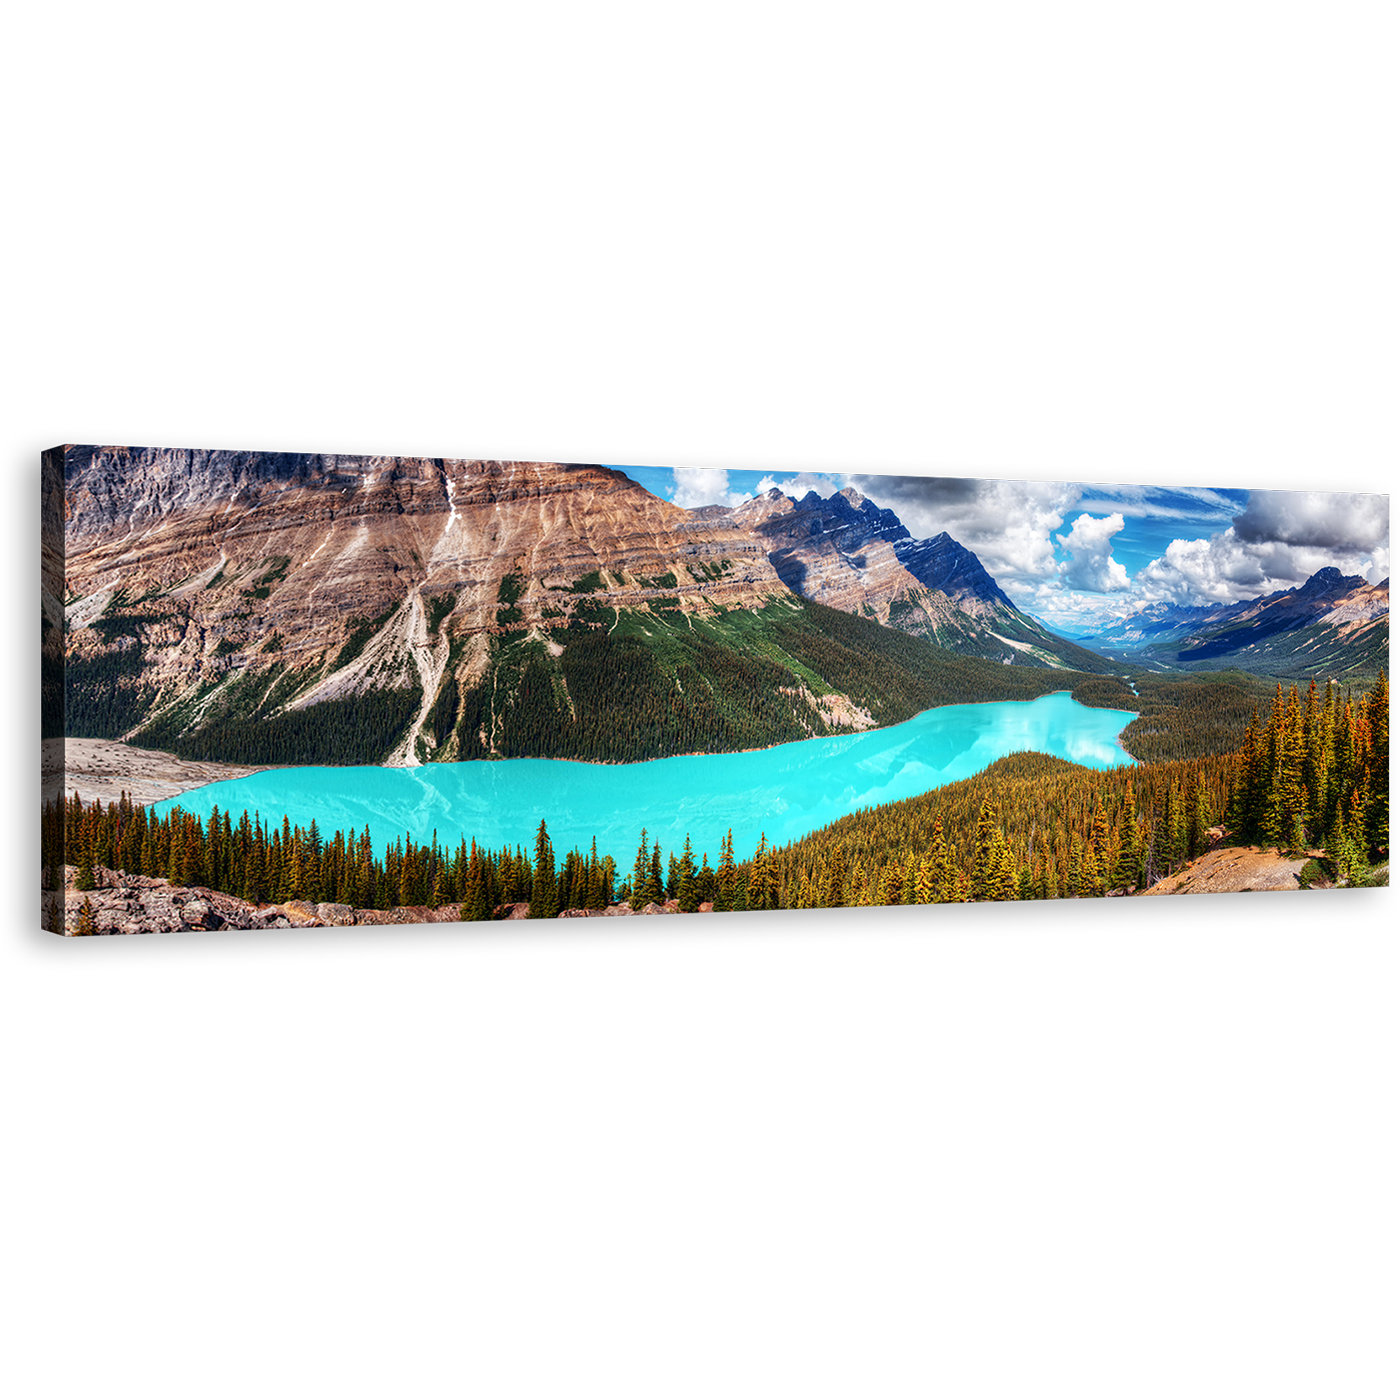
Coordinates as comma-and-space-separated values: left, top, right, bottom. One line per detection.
151, 691, 1136, 863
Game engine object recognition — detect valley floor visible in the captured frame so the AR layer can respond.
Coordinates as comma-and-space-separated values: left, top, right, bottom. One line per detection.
45, 738, 269, 807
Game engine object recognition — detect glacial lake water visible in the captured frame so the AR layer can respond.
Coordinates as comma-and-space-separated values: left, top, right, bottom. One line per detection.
151, 691, 1136, 864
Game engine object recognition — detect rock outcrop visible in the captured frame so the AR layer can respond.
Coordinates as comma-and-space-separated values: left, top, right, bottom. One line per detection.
49, 865, 719, 934
51, 866, 296, 934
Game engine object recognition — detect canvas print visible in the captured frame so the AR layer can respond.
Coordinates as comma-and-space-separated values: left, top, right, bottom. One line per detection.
41, 446, 1389, 935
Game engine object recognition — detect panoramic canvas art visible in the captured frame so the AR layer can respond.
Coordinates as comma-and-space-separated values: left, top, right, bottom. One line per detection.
41, 446, 1389, 935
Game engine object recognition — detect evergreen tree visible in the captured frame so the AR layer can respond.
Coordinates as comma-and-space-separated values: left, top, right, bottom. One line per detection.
645, 843, 665, 906
180, 818, 205, 888
881, 861, 903, 906
714, 829, 739, 913
914, 858, 934, 905
75, 897, 98, 937
1364, 672, 1388, 859
696, 854, 716, 906
529, 820, 558, 919
1275, 685, 1309, 849
821, 845, 848, 908
970, 800, 1002, 900
1074, 836, 1100, 898
74, 844, 96, 892
1159, 784, 1181, 868
242, 817, 268, 904
628, 828, 651, 911
677, 834, 699, 913
990, 835, 1017, 901
746, 834, 779, 911
1188, 772, 1212, 860
1227, 709, 1264, 844
1084, 795, 1110, 896
1112, 780, 1142, 891
165, 822, 185, 885
140, 821, 159, 880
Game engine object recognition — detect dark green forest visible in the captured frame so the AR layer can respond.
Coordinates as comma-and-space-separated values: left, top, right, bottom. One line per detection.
67, 595, 1150, 767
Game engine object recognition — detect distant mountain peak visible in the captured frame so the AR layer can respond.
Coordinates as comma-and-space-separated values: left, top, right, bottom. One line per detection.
1296, 565, 1359, 595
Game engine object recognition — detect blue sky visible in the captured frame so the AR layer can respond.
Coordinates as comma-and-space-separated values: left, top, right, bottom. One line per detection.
607, 464, 1388, 631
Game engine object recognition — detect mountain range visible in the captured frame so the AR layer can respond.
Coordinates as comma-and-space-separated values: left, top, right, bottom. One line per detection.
46, 447, 1387, 767
47, 447, 1120, 767
1079, 567, 1389, 679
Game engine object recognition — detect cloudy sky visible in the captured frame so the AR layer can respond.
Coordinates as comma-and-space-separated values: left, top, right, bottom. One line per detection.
616, 464, 1390, 634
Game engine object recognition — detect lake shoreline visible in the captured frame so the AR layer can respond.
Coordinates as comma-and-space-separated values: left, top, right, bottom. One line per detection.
58, 691, 1139, 809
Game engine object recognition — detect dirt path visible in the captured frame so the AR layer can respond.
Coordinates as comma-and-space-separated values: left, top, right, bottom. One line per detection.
1140, 846, 1312, 895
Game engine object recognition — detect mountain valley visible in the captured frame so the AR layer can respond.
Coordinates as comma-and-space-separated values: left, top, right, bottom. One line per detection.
1082, 567, 1388, 679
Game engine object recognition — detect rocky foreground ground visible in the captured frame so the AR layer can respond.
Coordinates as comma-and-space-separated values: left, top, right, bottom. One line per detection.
46, 866, 713, 936
1138, 847, 1314, 895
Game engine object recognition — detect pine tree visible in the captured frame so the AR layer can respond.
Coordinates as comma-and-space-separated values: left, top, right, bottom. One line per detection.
881, 861, 903, 906
645, 843, 665, 906
971, 800, 1002, 900
529, 820, 558, 919
1227, 709, 1265, 844
747, 834, 779, 911
74, 843, 96, 892
914, 858, 934, 905
1159, 784, 1181, 868
75, 897, 98, 937
677, 834, 699, 913
1363, 672, 1388, 859
715, 829, 739, 913
1083, 795, 1110, 896
1277, 686, 1309, 850
991, 835, 1018, 901
1188, 771, 1212, 860
1075, 836, 1101, 898
628, 828, 651, 911
820, 845, 847, 908
180, 818, 205, 888
696, 854, 716, 907
1112, 780, 1142, 891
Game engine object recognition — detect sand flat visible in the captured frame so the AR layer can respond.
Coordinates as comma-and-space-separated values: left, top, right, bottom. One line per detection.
43, 738, 269, 808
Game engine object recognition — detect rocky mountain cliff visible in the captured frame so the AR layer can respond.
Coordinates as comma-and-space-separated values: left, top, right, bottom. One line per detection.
696, 485, 1110, 670
53, 445, 1115, 765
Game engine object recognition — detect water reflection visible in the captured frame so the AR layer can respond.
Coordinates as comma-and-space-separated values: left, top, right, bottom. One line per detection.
152, 691, 1135, 863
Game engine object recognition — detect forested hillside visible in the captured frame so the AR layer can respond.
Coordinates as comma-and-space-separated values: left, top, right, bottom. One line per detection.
118, 596, 1138, 767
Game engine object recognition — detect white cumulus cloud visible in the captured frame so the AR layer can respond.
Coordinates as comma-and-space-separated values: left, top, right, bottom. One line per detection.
1055, 513, 1131, 593
1135, 489, 1390, 604
670, 467, 750, 509
752, 472, 846, 499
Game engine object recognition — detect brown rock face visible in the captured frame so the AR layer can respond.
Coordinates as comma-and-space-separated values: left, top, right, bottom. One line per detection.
55, 444, 1096, 766
59, 447, 795, 762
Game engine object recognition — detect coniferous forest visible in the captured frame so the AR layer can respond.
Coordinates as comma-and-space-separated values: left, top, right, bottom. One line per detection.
44, 672, 1386, 930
